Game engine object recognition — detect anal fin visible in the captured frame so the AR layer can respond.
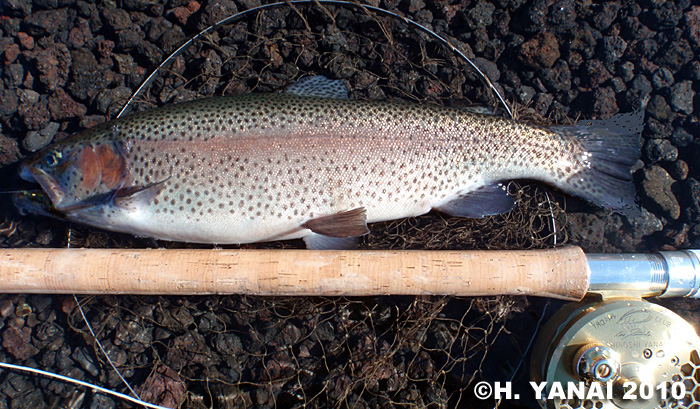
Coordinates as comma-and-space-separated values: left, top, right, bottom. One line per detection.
436, 184, 515, 218
301, 207, 369, 237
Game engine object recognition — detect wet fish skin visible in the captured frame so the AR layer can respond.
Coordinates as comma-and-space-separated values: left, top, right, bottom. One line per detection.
19, 77, 641, 248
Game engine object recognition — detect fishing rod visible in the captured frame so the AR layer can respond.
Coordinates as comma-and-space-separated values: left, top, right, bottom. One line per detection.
0, 246, 696, 299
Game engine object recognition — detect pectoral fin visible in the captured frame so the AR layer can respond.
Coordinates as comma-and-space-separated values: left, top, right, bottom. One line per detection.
303, 234, 359, 250
301, 207, 369, 237
436, 184, 515, 218
113, 180, 168, 210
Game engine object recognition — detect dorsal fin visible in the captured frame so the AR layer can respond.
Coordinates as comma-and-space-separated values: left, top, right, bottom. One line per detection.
283, 76, 350, 99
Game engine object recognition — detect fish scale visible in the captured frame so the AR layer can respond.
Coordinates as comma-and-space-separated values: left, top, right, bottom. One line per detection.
19, 76, 642, 248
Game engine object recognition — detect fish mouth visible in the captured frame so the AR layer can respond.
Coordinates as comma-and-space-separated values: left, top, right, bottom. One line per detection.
18, 164, 65, 207
19, 161, 36, 183
12, 191, 66, 219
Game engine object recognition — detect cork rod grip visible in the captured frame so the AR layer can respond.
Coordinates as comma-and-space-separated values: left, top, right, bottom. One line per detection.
0, 247, 589, 300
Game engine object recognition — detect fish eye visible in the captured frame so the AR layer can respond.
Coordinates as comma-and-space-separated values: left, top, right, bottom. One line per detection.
43, 151, 62, 167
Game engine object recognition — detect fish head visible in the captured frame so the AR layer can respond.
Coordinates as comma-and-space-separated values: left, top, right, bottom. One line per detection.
20, 130, 129, 212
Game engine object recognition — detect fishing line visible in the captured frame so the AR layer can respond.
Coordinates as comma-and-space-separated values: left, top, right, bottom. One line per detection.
117, 0, 514, 119
0, 190, 44, 194
0, 361, 171, 409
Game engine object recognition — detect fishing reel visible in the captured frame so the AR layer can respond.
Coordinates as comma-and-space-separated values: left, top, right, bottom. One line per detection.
532, 251, 700, 409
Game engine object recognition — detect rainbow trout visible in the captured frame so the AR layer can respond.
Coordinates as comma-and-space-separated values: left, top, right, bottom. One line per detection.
19, 76, 641, 249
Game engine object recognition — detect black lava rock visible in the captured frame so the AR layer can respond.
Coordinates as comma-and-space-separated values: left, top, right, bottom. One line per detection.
648, 2, 683, 29
583, 59, 612, 87
117, 29, 144, 50
669, 80, 695, 114
646, 95, 672, 121
513, 0, 549, 33
4, 0, 32, 17
686, 6, 700, 51
658, 38, 693, 73
592, 1, 619, 31
539, 60, 571, 92
601, 35, 627, 67
22, 9, 69, 36
33, 0, 78, 9
651, 67, 674, 90
66, 48, 114, 101
644, 138, 678, 163
518, 31, 560, 69
640, 165, 680, 220
549, 0, 576, 32
680, 178, 700, 223
30, 43, 72, 91
22, 121, 59, 151
464, 0, 496, 30
667, 160, 689, 181
626, 74, 652, 106
644, 117, 673, 140
670, 127, 693, 147
591, 87, 618, 117
102, 6, 132, 33
617, 61, 635, 82
195, 0, 238, 31
0, 134, 20, 165
533, 92, 553, 116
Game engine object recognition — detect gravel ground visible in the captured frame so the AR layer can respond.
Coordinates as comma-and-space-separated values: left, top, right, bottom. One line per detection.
0, 1, 699, 408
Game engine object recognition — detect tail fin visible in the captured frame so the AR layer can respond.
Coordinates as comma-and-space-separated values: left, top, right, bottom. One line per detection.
553, 109, 643, 209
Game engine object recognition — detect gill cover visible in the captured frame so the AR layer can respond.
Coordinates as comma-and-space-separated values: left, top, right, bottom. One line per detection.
20, 138, 129, 211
